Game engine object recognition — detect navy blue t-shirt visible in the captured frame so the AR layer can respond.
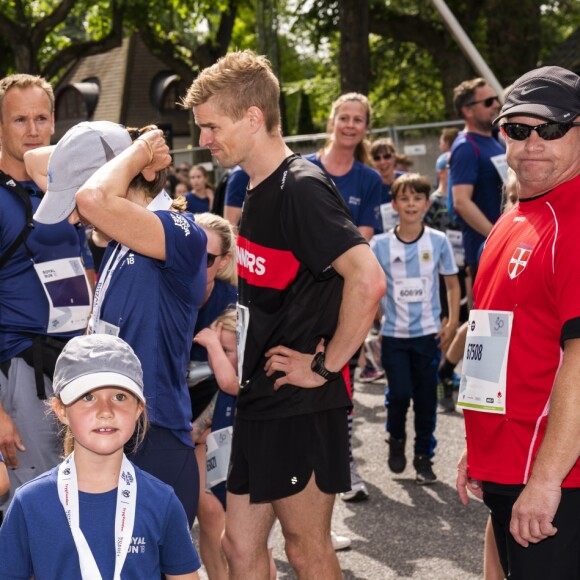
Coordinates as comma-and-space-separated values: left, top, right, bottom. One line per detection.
449, 131, 505, 265
0, 182, 87, 361
304, 153, 382, 231
224, 166, 250, 209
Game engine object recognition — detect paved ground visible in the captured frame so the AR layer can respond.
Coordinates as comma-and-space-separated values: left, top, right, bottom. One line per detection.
195, 373, 489, 579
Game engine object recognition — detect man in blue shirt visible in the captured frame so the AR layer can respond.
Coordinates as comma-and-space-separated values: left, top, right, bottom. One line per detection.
0, 74, 91, 510
449, 78, 506, 278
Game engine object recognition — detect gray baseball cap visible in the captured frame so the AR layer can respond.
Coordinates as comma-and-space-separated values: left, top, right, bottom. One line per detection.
53, 334, 145, 405
34, 120, 132, 225
494, 66, 580, 124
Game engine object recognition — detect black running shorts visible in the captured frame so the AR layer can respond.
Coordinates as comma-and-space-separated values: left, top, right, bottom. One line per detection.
227, 407, 350, 503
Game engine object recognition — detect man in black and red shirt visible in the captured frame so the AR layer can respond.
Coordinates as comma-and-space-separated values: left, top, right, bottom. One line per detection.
185, 51, 385, 579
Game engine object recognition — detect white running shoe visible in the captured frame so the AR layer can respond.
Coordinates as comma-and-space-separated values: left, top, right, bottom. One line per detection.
331, 530, 351, 551
340, 460, 370, 502
340, 480, 369, 502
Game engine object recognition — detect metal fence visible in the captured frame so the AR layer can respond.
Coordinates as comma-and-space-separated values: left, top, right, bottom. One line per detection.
170, 118, 464, 188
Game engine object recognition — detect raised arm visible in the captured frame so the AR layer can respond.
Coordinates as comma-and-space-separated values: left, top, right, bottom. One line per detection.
23, 145, 54, 190
74, 130, 172, 260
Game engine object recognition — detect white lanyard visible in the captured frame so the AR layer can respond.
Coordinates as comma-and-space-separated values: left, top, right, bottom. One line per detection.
89, 190, 173, 333
57, 452, 137, 580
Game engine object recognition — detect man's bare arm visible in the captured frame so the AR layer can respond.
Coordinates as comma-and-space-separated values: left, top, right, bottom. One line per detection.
265, 243, 386, 389
509, 337, 580, 547
453, 184, 494, 237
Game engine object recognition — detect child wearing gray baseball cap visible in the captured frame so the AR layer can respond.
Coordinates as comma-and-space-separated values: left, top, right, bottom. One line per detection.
0, 334, 201, 579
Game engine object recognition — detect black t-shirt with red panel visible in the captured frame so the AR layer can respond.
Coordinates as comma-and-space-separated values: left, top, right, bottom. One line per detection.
236, 154, 366, 420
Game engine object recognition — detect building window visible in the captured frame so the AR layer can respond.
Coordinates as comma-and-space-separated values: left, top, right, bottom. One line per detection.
55, 81, 100, 121
151, 72, 189, 114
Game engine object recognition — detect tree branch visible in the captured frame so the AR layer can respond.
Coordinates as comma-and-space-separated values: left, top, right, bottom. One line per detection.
42, 3, 125, 80
31, 0, 78, 49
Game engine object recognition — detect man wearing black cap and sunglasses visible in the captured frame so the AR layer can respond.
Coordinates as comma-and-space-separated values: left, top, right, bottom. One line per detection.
456, 65, 580, 579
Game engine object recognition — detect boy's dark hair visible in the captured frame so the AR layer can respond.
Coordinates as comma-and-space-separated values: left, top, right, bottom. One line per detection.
391, 173, 431, 199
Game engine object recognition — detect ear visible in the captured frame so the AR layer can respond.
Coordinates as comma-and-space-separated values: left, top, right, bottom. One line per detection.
135, 402, 144, 422
50, 112, 55, 136
246, 106, 264, 134
52, 398, 70, 426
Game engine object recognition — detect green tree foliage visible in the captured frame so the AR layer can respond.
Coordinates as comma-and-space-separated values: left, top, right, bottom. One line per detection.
0, 0, 124, 80
2, 0, 579, 133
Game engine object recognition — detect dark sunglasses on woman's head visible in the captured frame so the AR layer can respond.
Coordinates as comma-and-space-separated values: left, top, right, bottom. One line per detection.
500, 121, 580, 141
372, 152, 393, 162
207, 252, 227, 268
466, 96, 500, 108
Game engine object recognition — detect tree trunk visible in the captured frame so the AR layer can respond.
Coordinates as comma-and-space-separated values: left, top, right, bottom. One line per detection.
339, 0, 370, 95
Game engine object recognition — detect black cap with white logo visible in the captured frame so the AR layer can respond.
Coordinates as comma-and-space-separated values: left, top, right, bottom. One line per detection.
494, 66, 580, 124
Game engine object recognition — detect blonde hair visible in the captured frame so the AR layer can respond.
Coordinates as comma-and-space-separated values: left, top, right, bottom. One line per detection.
210, 307, 237, 334
0, 74, 54, 120
195, 212, 237, 286
320, 92, 373, 166
183, 50, 281, 135
50, 394, 149, 457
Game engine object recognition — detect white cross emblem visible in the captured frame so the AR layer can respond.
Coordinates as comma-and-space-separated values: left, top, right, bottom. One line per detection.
508, 247, 532, 279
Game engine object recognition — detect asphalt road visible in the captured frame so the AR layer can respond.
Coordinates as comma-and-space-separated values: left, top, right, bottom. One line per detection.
195, 373, 489, 579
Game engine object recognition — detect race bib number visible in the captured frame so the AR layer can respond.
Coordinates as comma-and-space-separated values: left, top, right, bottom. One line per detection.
34, 257, 91, 333
446, 229, 465, 268
205, 426, 233, 489
457, 310, 513, 414
394, 277, 429, 304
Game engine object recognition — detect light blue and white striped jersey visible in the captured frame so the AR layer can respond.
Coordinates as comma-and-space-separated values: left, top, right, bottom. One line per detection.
372, 226, 458, 338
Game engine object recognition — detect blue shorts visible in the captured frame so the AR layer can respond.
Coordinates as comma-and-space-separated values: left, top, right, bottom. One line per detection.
129, 425, 199, 527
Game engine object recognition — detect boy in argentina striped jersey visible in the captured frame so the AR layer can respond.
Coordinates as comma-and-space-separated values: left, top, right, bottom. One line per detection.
372, 173, 460, 485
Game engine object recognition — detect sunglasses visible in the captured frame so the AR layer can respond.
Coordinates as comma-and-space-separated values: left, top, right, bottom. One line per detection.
500, 121, 580, 141
466, 96, 500, 108
372, 153, 393, 161
207, 252, 227, 268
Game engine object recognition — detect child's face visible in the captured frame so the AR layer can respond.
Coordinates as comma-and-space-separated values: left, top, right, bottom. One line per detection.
392, 188, 429, 225
189, 168, 207, 191
174, 183, 188, 196
54, 387, 143, 458
221, 329, 237, 369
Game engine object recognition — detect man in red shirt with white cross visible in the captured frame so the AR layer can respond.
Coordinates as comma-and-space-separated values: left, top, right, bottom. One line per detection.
456, 65, 580, 579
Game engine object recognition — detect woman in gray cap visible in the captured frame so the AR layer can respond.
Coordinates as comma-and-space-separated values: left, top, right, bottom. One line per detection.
24, 121, 207, 527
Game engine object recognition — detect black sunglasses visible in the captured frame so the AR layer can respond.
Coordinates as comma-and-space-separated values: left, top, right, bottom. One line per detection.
372, 152, 393, 161
207, 252, 227, 268
466, 96, 500, 108
500, 121, 580, 141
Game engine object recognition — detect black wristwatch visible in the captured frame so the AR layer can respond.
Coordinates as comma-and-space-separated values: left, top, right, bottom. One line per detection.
311, 352, 341, 381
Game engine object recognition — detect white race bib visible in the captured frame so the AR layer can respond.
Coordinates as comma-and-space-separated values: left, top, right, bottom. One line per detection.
445, 229, 465, 268
236, 304, 249, 383
34, 257, 91, 333
457, 309, 513, 414
205, 426, 233, 489
380, 203, 399, 231
490, 154, 508, 185
394, 277, 429, 304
